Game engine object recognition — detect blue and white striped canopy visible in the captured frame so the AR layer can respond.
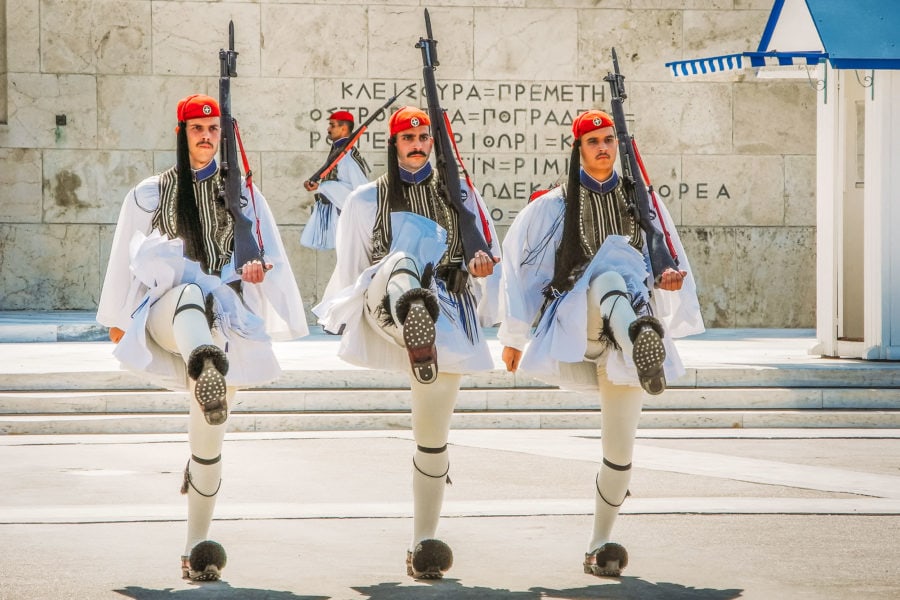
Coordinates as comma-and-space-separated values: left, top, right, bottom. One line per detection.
666, 51, 827, 78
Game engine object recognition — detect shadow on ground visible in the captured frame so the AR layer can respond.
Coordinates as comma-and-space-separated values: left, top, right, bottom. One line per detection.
114, 584, 328, 600
533, 578, 744, 599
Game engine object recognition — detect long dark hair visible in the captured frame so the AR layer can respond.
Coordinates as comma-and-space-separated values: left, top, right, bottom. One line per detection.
544, 140, 590, 297
175, 122, 208, 271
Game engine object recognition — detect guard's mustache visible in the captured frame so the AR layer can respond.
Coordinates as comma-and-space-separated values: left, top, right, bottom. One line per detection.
406, 151, 427, 158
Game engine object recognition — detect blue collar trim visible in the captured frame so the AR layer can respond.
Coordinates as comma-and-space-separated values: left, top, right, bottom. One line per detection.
581, 169, 619, 194
400, 162, 433, 184
332, 137, 350, 149
194, 160, 218, 182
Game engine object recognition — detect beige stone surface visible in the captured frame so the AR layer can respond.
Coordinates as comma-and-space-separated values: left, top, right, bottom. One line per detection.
682, 154, 784, 226
678, 226, 737, 328
97, 76, 208, 150
734, 81, 817, 154
41, 0, 151, 75
784, 154, 816, 226
475, 8, 578, 81
152, 2, 261, 77
1, 74, 97, 149
262, 4, 366, 78
579, 9, 682, 83
683, 8, 769, 60
0, 149, 43, 223
0, 224, 101, 310
732, 226, 816, 327
7, 0, 40, 73
41, 150, 154, 224
632, 81, 734, 154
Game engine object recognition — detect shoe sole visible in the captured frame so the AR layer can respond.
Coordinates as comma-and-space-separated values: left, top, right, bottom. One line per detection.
403, 303, 437, 384
583, 542, 628, 578
632, 327, 666, 395
194, 360, 228, 425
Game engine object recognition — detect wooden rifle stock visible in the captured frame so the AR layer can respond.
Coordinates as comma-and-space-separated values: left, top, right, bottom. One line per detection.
416, 9, 492, 263
219, 21, 264, 274
603, 47, 678, 282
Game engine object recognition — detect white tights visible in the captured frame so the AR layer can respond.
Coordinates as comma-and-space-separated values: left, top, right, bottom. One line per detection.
147, 283, 231, 556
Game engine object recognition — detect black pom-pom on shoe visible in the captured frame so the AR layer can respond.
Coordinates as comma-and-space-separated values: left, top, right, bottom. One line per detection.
182, 540, 227, 581
406, 539, 453, 579
583, 542, 628, 578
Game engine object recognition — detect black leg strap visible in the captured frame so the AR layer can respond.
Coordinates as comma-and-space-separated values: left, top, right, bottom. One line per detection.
191, 454, 222, 466
174, 303, 206, 319
417, 444, 447, 454
595, 474, 626, 508
603, 457, 632, 471
599, 290, 629, 306
180, 456, 222, 497
390, 267, 421, 281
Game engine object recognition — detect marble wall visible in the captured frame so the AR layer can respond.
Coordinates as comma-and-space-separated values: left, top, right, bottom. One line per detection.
0, 0, 817, 328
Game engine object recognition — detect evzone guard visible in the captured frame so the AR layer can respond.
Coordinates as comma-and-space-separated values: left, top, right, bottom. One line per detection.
97, 92, 307, 580
499, 107, 704, 577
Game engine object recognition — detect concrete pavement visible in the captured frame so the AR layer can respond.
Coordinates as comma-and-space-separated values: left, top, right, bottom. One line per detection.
2, 428, 899, 599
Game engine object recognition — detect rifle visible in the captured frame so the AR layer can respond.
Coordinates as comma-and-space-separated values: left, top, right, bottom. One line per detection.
603, 47, 678, 282
306, 85, 413, 186
219, 21, 264, 274
416, 9, 493, 263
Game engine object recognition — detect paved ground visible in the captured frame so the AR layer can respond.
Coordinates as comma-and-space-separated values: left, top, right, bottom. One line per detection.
2, 429, 899, 600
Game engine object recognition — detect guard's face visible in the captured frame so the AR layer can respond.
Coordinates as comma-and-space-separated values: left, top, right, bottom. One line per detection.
579, 126, 618, 180
395, 124, 434, 172
327, 119, 350, 142
185, 116, 221, 169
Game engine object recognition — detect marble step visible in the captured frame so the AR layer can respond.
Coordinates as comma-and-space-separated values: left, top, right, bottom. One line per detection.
1, 387, 899, 415
2, 409, 899, 435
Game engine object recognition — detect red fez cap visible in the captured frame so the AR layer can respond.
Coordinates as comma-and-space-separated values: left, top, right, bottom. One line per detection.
572, 110, 615, 140
177, 94, 220, 122
329, 110, 355, 124
389, 106, 430, 137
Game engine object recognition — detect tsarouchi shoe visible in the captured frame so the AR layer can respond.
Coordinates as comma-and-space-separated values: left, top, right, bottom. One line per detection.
583, 542, 628, 577
182, 540, 227, 581
628, 316, 666, 395
187, 345, 229, 425
396, 288, 440, 385
406, 539, 453, 579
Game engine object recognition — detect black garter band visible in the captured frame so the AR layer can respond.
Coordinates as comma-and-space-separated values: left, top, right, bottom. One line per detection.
413, 445, 451, 484
180, 454, 222, 497
596, 458, 632, 508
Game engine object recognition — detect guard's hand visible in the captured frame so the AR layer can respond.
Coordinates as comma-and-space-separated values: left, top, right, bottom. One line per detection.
109, 327, 125, 344
241, 260, 272, 284
502, 346, 522, 373
658, 268, 687, 291
304, 180, 319, 192
467, 250, 500, 278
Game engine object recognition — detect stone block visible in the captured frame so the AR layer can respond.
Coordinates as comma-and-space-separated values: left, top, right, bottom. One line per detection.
734, 81, 817, 154
784, 154, 816, 226
262, 4, 366, 79
222, 77, 317, 153
475, 8, 578, 80
97, 76, 208, 150
579, 9, 682, 83
524, 1, 625, 7
367, 7, 474, 80
7, 0, 40, 73
41, 0, 151, 75
0, 224, 100, 310
42, 150, 154, 224
1, 74, 97, 149
631, 81, 733, 154
640, 153, 683, 225
261, 151, 316, 227
678, 226, 736, 327
732, 226, 816, 327
152, 151, 177, 174
152, 2, 260, 77
683, 8, 769, 59
682, 154, 784, 226
0, 149, 43, 223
